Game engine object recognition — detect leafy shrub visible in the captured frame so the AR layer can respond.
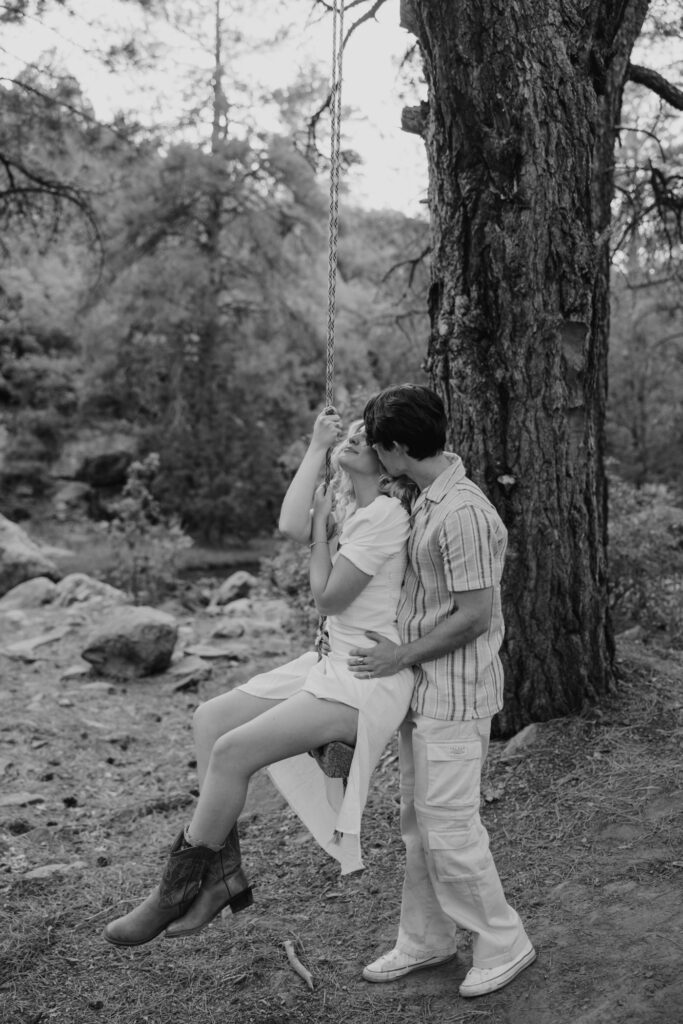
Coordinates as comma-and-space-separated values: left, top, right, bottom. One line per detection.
608, 470, 683, 646
0, 343, 78, 514
104, 453, 193, 605
261, 536, 319, 641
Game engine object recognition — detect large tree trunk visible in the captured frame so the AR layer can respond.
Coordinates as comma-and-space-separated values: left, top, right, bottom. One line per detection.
402, 0, 649, 734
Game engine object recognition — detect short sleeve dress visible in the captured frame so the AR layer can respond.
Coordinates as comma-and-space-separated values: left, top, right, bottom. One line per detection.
238, 494, 415, 874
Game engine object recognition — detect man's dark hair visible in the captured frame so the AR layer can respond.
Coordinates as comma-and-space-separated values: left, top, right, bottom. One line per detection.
363, 384, 447, 460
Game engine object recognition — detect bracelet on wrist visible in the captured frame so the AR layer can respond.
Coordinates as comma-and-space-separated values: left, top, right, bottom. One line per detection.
310, 540, 328, 549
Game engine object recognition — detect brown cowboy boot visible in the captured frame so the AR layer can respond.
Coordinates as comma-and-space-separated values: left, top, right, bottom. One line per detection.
165, 824, 253, 938
103, 830, 213, 947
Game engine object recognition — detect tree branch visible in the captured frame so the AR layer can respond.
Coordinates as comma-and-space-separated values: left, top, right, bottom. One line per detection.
0, 151, 96, 225
627, 63, 683, 111
381, 244, 431, 288
343, 0, 390, 48
615, 122, 668, 161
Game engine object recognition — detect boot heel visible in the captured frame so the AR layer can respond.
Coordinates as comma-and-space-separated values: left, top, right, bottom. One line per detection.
228, 885, 254, 914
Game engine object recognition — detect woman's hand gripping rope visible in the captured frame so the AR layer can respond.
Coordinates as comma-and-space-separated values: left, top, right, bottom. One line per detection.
311, 406, 343, 452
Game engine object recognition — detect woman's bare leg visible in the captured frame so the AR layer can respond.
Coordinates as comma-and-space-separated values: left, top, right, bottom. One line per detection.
103, 691, 355, 946
193, 689, 280, 788
187, 691, 358, 849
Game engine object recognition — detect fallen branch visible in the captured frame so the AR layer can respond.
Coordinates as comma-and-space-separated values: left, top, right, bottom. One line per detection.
283, 939, 314, 990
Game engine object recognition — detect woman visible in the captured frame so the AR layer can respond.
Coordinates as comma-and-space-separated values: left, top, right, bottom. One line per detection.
104, 408, 417, 947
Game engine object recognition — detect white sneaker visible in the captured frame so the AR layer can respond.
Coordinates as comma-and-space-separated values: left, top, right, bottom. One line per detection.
362, 946, 457, 983
459, 941, 536, 998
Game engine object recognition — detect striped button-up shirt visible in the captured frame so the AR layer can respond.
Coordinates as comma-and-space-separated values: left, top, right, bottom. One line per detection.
397, 456, 507, 721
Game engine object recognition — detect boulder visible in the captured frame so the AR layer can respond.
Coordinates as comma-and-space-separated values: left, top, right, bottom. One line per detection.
209, 618, 246, 639
54, 573, 129, 608
0, 515, 60, 598
81, 606, 178, 679
210, 571, 258, 607
210, 615, 285, 640
214, 596, 293, 631
0, 576, 58, 609
217, 597, 254, 618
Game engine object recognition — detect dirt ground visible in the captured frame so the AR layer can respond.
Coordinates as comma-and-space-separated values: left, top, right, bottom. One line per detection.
1, 596, 682, 1024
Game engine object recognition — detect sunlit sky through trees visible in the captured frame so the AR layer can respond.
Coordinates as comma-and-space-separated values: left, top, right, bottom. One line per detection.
2, 1, 680, 218
2, 0, 430, 216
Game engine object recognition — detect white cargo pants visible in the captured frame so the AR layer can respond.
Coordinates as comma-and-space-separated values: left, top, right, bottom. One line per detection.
396, 710, 530, 969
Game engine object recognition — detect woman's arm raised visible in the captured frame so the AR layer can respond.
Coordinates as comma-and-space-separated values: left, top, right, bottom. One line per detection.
278, 409, 342, 544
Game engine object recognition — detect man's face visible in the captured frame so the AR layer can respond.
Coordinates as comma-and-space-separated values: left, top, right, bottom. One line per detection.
372, 441, 405, 477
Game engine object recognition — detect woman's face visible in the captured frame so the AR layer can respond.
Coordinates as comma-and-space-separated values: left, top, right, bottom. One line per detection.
337, 426, 381, 477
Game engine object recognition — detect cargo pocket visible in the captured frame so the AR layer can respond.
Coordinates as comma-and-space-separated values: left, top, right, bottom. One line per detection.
428, 827, 489, 881
425, 740, 481, 811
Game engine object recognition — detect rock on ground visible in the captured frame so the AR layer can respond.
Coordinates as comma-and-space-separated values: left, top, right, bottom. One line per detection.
81, 605, 178, 679
210, 570, 259, 608
0, 515, 60, 598
0, 577, 58, 609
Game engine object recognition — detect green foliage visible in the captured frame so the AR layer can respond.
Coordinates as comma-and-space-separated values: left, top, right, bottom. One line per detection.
607, 95, 683, 494
0, 11, 434, 542
608, 470, 683, 646
607, 273, 683, 490
0, 68, 99, 238
75, 130, 432, 540
0, 330, 80, 515
0, 74, 432, 541
261, 535, 318, 638
333, 207, 430, 391
104, 452, 193, 604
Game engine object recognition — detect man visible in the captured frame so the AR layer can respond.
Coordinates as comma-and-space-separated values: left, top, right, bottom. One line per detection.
349, 384, 535, 999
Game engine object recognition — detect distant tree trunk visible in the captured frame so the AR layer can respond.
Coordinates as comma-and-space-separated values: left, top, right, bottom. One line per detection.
188, 0, 229, 522
401, 0, 650, 733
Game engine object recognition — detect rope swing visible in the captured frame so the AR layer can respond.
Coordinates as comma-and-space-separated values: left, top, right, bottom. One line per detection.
324, 0, 344, 428
309, 0, 356, 781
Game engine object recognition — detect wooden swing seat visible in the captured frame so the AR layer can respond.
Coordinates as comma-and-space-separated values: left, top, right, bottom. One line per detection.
309, 739, 355, 778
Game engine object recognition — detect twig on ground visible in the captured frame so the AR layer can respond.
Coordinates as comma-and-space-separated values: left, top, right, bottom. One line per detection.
283, 939, 314, 990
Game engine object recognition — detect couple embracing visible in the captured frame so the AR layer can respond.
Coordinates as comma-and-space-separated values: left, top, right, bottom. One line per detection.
104, 384, 535, 1000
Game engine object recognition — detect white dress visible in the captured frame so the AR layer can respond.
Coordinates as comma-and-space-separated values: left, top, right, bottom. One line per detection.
239, 494, 415, 874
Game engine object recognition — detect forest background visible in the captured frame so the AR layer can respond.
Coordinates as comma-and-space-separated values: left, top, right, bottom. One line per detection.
1, 4, 683, 1022
0, 0, 682, 643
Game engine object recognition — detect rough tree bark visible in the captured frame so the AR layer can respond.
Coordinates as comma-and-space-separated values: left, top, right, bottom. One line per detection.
401, 0, 650, 733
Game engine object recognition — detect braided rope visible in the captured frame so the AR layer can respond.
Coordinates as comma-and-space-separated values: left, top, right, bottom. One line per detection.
312, 2, 354, 780
324, 0, 344, 482
317, 0, 345, 666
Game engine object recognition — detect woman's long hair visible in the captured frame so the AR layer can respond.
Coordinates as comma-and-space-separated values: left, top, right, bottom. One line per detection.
329, 419, 418, 531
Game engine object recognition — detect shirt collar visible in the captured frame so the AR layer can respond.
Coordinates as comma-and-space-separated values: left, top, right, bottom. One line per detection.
417, 453, 465, 506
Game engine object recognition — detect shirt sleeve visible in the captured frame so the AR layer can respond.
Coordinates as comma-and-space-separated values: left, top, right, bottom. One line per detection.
338, 497, 409, 576
439, 506, 504, 591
